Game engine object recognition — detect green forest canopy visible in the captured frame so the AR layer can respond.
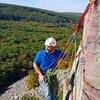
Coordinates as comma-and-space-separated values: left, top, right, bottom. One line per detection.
0, 3, 82, 87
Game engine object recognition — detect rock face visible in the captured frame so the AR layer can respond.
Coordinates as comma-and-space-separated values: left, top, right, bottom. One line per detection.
0, 69, 69, 100
0, 77, 43, 100
63, 0, 100, 100
75, 0, 100, 100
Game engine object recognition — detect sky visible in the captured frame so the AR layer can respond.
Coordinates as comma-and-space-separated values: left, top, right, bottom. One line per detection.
0, 0, 89, 13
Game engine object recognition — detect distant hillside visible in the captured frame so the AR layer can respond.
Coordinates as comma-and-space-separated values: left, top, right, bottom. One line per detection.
0, 3, 82, 87
60, 12, 81, 17
0, 3, 80, 27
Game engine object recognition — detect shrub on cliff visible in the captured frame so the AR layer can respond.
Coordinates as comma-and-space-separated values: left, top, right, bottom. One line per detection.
21, 94, 38, 100
25, 70, 38, 90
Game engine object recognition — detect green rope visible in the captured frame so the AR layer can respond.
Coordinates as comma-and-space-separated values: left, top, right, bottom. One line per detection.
56, 35, 77, 70
46, 32, 80, 100
52, 39, 74, 72
74, 35, 77, 100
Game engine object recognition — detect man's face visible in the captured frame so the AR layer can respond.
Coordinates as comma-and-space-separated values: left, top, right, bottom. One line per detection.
45, 45, 54, 53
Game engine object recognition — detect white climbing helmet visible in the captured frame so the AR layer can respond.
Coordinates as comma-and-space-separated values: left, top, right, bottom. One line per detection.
44, 37, 56, 47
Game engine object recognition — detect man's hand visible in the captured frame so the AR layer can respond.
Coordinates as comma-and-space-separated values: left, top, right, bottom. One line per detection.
33, 63, 46, 83
66, 78, 72, 91
68, 84, 72, 91
39, 74, 46, 83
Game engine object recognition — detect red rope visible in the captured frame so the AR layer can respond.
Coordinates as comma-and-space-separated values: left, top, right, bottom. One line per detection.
76, 0, 95, 32
63, 0, 95, 50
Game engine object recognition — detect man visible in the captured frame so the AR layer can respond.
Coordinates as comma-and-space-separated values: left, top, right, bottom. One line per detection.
33, 37, 66, 100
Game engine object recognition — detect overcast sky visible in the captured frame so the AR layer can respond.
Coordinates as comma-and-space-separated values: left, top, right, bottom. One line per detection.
0, 0, 88, 13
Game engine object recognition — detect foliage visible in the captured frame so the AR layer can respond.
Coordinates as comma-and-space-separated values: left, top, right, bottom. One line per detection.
46, 69, 59, 100
57, 88, 63, 100
0, 3, 80, 27
26, 70, 38, 90
21, 94, 38, 100
0, 3, 82, 87
57, 59, 68, 69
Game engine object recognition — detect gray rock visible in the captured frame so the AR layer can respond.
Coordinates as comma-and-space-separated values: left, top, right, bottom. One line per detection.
0, 69, 69, 100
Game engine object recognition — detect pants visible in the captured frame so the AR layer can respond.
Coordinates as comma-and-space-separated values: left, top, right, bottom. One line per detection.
38, 76, 58, 100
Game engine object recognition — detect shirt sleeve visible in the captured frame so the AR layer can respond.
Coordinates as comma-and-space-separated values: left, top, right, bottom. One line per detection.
33, 51, 41, 66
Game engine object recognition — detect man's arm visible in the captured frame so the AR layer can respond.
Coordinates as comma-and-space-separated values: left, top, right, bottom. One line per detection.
33, 63, 45, 83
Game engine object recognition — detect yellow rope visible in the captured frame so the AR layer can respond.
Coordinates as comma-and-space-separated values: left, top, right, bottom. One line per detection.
74, 36, 77, 100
